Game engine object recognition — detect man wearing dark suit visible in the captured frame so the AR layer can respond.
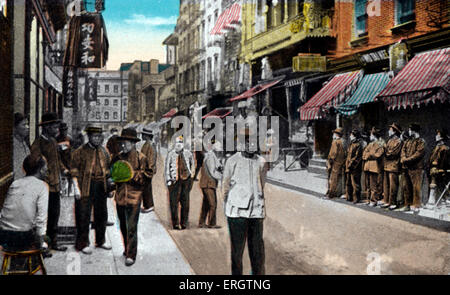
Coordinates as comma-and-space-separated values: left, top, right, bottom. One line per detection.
325, 128, 346, 199
345, 129, 363, 203
140, 128, 157, 213
427, 128, 449, 207
30, 112, 67, 252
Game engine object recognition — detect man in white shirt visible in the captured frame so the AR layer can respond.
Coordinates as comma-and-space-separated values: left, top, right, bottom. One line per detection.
222, 126, 268, 275
0, 155, 49, 253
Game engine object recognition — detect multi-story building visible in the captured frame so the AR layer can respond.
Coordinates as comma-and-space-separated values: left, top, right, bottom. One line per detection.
78, 70, 129, 132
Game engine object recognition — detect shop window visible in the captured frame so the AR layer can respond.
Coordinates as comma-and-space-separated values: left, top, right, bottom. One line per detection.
355, 0, 368, 37
396, 0, 415, 24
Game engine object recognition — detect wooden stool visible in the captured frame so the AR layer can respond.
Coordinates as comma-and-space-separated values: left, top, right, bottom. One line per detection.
1, 249, 47, 275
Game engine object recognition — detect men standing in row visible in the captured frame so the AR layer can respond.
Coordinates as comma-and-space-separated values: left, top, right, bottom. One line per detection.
71, 124, 112, 255
112, 128, 150, 266
345, 129, 363, 204
362, 127, 385, 207
399, 124, 426, 212
198, 141, 223, 229
165, 136, 194, 230
13, 113, 30, 180
30, 112, 67, 252
381, 123, 403, 210
140, 128, 157, 213
325, 128, 346, 200
427, 129, 449, 206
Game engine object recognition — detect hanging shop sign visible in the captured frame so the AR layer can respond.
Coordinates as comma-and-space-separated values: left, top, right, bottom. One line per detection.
389, 41, 409, 74
84, 76, 98, 102
63, 66, 78, 108
293, 54, 327, 72
358, 48, 389, 65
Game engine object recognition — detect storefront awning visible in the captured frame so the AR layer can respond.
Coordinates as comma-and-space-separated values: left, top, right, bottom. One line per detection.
377, 48, 450, 110
162, 108, 179, 118
299, 71, 362, 120
337, 72, 392, 116
229, 79, 282, 102
202, 108, 233, 119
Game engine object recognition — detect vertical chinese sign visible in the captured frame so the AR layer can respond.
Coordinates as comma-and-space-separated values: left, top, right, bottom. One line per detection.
63, 67, 78, 108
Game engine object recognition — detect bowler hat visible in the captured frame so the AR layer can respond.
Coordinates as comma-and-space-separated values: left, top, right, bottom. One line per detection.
84, 124, 103, 134
389, 123, 402, 135
409, 123, 420, 133
39, 112, 61, 126
141, 127, 154, 136
118, 128, 141, 142
333, 127, 344, 137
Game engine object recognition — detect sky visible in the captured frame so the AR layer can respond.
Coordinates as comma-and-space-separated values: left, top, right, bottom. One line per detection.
102, 0, 180, 70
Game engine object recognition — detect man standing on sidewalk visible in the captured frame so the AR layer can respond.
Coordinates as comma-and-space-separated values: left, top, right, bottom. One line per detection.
223, 126, 268, 275
362, 127, 385, 207
428, 128, 450, 206
198, 141, 223, 229
30, 112, 67, 252
381, 123, 403, 210
112, 128, 149, 266
345, 129, 363, 203
165, 136, 194, 230
399, 123, 426, 212
325, 128, 346, 199
71, 124, 112, 255
140, 127, 157, 213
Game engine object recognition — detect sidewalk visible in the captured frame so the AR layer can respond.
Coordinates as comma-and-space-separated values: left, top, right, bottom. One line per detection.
23, 198, 194, 275
266, 162, 450, 231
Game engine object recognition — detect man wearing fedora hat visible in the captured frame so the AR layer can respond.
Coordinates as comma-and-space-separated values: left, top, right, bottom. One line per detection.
71, 124, 112, 254
345, 129, 363, 203
362, 127, 385, 207
222, 125, 268, 275
427, 128, 450, 206
140, 127, 157, 213
325, 128, 346, 200
30, 112, 68, 252
112, 128, 151, 266
399, 123, 426, 212
381, 123, 403, 210
164, 135, 195, 230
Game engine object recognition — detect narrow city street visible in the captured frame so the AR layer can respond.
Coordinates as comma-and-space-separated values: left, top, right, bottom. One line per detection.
152, 152, 450, 275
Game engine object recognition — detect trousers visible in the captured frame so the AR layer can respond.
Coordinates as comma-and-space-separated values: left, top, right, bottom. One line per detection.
403, 169, 423, 207
46, 192, 61, 246
143, 178, 154, 209
199, 188, 217, 226
383, 172, 399, 205
345, 171, 361, 202
169, 178, 192, 228
116, 203, 141, 260
227, 217, 265, 275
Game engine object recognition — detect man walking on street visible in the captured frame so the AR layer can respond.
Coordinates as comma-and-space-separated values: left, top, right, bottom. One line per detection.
399, 123, 426, 212
13, 113, 30, 180
30, 112, 67, 252
140, 127, 157, 213
112, 128, 150, 266
362, 127, 385, 207
325, 128, 346, 200
223, 126, 268, 275
345, 129, 363, 203
198, 141, 223, 229
71, 124, 112, 255
381, 123, 403, 210
165, 136, 194, 230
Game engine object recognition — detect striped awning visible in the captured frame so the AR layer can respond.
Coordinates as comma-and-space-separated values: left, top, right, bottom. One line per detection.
210, 3, 241, 35
229, 79, 282, 102
202, 107, 233, 119
338, 72, 392, 116
300, 71, 363, 120
162, 108, 179, 118
377, 48, 450, 110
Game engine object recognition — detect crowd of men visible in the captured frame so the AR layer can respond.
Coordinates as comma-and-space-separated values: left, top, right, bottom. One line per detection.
0, 111, 270, 274
325, 123, 450, 212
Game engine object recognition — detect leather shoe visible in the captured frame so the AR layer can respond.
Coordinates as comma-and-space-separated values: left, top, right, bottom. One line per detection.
173, 225, 181, 230
106, 221, 115, 226
141, 207, 154, 213
180, 225, 187, 230
96, 244, 112, 250
81, 247, 92, 255
51, 245, 68, 252
207, 225, 221, 229
125, 258, 135, 266
198, 224, 207, 228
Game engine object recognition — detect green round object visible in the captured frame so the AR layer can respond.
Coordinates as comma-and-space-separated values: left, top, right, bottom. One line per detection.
111, 160, 134, 183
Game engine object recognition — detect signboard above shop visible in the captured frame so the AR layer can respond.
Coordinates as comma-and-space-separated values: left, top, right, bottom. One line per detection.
293, 54, 327, 73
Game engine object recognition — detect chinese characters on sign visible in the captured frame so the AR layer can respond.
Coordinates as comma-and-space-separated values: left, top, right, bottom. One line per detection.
80, 20, 97, 67
63, 66, 78, 108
